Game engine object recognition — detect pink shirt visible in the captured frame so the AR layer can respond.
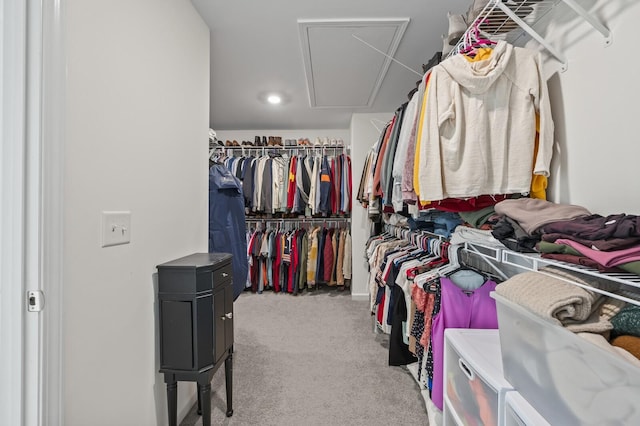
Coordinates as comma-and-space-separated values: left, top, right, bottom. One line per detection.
556, 238, 640, 267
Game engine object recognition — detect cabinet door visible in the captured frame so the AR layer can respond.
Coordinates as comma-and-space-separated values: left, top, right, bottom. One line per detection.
213, 286, 227, 364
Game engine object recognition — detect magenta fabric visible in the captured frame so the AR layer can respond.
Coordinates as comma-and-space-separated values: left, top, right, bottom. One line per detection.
430, 277, 498, 411
555, 238, 640, 267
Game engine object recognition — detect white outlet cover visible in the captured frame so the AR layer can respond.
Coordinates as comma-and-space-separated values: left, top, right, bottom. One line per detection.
101, 211, 131, 247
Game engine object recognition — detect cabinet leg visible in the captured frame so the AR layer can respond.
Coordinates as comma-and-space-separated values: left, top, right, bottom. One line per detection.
225, 353, 234, 417
197, 385, 202, 415
199, 383, 211, 426
166, 381, 178, 426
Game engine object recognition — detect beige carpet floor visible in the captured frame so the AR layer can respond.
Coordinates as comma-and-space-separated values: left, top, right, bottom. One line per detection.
180, 289, 427, 426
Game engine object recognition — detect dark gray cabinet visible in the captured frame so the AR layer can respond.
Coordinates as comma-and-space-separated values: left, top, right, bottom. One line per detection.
157, 253, 234, 426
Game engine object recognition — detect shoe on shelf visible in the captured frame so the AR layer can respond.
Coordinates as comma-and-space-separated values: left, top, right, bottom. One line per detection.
225, 140, 233, 146
336, 138, 344, 146
255, 136, 261, 146
275, 136, 283, 146
232, 140, 240, 146
262, 136, 268, 146
466, 0, 489, 25
447, 12, 467, 46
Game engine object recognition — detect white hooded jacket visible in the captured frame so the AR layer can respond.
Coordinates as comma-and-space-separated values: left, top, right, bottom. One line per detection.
416, 41, 553, 202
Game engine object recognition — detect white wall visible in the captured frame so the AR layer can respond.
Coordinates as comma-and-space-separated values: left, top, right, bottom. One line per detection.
349, 113, 394, 299
64, 1, 209, 425
536, 1, 640, 215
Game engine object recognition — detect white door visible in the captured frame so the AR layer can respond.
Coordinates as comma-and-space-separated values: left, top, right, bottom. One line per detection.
1, 1, 64, 425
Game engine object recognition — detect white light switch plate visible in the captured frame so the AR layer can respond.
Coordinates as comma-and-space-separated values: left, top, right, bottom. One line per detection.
101, 211, 131, 247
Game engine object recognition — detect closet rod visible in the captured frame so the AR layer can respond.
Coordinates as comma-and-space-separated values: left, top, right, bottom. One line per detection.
461, 244, 510, 281
383, 223, 446, 242
221, 146, 349, 150
246, 217, 351, 222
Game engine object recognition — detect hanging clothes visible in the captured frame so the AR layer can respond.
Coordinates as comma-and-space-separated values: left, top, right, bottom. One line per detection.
357, 41, 552, 217
245, 223, 352, 294
209, 163, 249, 300
416, 41, 553, 202
430, 276, 498, 410
222, 150, 352, 217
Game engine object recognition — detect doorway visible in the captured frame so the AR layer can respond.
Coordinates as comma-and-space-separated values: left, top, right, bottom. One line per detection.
1, 1, 64, 424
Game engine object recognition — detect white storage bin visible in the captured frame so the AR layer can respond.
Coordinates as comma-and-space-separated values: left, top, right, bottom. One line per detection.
492, 292, 640, 426
504, 391, 550, 426
444, 329, 513, 426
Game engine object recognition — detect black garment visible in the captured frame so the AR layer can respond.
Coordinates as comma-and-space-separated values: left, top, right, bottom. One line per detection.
315, 228, 326, 283
241, 156, 255, 209
411, 309, 425, 380
389, 284, 418, 366
423, 51, 442, 72
492, 216, 539, 253
540, 213, 640, 246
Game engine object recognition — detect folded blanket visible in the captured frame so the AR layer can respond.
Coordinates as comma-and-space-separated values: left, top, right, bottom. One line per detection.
494, 198, 590, 235
495, 267, 620, 333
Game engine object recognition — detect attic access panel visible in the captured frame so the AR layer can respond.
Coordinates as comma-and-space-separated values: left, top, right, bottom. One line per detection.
298, 18, 409, 108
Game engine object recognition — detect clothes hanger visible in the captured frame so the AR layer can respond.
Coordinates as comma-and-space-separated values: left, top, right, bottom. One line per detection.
460, 19, 496, 57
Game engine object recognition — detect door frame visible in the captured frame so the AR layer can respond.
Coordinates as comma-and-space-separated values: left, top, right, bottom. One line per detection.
1, 0, 65, 424
40, 0, 66, 423
1, 0, 29, 422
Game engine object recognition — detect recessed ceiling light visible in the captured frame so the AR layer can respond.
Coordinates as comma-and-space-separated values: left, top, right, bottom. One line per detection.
267, 94, 282, 105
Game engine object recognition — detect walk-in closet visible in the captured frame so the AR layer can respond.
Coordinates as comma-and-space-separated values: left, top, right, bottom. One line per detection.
7, 1, 640, 425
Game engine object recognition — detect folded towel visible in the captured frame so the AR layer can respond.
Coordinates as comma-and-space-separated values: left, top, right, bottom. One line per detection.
495, 267, 616, 333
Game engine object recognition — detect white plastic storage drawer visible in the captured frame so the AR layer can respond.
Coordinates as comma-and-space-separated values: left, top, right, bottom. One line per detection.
504, 391, 550, 426
492, 292, 640, 426
443, 329, 513, 426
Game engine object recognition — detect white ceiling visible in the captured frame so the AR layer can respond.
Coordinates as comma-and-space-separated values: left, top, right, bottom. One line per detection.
191, 0, 471, 130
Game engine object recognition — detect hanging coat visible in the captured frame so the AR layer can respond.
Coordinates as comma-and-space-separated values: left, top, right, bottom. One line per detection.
209, 163, 248, 300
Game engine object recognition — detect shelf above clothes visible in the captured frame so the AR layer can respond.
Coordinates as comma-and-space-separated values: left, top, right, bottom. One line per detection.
219, 145, 349, 154
450, 0, 612, 71
463, 240, 640, 307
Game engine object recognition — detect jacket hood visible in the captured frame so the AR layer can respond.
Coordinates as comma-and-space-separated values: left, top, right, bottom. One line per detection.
439, 41, 513, 94
210, 163, 242, 192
